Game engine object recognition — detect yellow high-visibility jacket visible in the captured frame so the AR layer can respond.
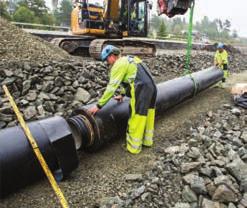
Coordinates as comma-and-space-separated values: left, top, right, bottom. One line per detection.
214, 49, 228, 69
97, 56, 142, 108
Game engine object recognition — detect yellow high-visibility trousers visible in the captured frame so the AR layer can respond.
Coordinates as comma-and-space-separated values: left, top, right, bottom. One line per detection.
126, 82, 156, 154
143, 108, 155, 147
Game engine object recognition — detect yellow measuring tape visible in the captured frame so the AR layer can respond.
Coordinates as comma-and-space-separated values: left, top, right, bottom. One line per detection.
3, 85, 69, 208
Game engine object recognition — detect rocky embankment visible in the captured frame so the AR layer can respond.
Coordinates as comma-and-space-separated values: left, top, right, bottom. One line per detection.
98, 105, 247, 208
1, 51, 247, 129
1, 17, 247, 129
0, 18, 70, 62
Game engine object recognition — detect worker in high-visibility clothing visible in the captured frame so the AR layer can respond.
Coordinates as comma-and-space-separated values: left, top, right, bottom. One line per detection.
214, 43, 229, 82
88, 45, 157, 154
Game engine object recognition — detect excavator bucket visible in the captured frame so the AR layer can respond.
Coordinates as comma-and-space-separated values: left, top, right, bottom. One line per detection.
158, 0, 193, 17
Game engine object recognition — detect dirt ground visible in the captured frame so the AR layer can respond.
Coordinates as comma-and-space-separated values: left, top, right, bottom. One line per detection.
0, 71, 246, 208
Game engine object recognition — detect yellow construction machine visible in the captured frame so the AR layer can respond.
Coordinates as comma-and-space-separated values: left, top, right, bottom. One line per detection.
56, 0, 193, 59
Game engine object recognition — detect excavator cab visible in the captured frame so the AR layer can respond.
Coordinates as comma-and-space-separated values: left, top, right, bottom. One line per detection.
102, 0, 149, 37
124, 0, 149, 37
68, 0, 155, 59
71, 0, 149, 38
158, 0, 193, 17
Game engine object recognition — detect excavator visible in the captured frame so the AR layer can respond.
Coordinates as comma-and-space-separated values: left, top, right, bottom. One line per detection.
54, 0, 193, 59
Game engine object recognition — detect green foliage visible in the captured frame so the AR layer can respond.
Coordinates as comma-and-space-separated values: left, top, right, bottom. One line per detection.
41, 13, 56, 25
195, 18, 216, 40
170, 18, 183, 33
150, 15, 162, 30
18, 0, 48, 17
239, 37, 247, 45
54, 0, 73, 26
232, 30, 238, 39
150, 15, 187, 38
0, 1, 12, 20
13, 6, 36, 23
16, 0, 55, 25
194, 16, 233, 41
158, 21, 167, 37
150, 14, 241, 42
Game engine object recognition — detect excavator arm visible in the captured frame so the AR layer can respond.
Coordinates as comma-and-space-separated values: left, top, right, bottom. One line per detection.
157, 0, 194, 17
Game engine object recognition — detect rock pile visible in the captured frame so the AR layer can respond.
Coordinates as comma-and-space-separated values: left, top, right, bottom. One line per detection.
0, 18, 70, 62
100, 104, 247, 208
0, 60, 108, 128
1, 50, 247, 129
147, 51, 247, 82
176, 105, 247, 208
0, 18, 247, 131
0, 16, 247, 208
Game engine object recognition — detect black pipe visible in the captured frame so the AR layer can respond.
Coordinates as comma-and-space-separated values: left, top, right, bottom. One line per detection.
68, 67, 223, 152
155, 66, 224, 113
0, 67, 223, 198
0, 116, 78, 198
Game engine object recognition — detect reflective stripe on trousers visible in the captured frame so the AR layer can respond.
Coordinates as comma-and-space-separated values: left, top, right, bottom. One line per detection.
126, 83, 155, 154
143, 108, 155, 147
127, 114, 147, 154
223, 70, 229, 79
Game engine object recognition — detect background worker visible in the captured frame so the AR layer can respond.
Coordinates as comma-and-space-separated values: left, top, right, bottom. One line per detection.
214, 42, 229, 82
88, 45, 157, 154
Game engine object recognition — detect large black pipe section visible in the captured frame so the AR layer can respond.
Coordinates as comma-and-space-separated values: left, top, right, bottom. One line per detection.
0, 67, 223, 198
68, 67, 223, 152
0, 116, 78, 198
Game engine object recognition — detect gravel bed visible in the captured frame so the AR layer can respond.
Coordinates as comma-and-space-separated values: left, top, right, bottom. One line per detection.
0, 17, 247, 208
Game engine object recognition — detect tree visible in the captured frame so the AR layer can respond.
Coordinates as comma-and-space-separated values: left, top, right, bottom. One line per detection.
41, 13, 56, 25
223, 19, 231, 32
150, 14, 162, 31
18, 0, 48, 17
13, 6, 36, 23
194, 16, 233, 41
167, 17, 187, 35
232, 30, 238, 39
215, 18, 223, 33
158, 21, 167, 38
16, 0, 55, 25
54, 0, 72, 26
0, 1, 12, 20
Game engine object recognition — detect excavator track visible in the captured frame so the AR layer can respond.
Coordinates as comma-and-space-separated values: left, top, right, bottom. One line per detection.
50, 37, 95, 56
50, 37, 156, 59
89, 39, 156, 60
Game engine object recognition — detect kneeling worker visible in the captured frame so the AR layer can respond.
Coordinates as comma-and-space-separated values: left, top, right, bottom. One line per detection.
88, 45, 157, 154
214, 43, 229, 82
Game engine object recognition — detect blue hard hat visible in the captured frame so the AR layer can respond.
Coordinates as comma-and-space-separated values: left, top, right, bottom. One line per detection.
101, 45, 120, 61
217, 43, 224, 49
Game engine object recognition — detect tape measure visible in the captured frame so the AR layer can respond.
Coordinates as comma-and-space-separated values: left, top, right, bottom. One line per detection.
3, 85, 69, 208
